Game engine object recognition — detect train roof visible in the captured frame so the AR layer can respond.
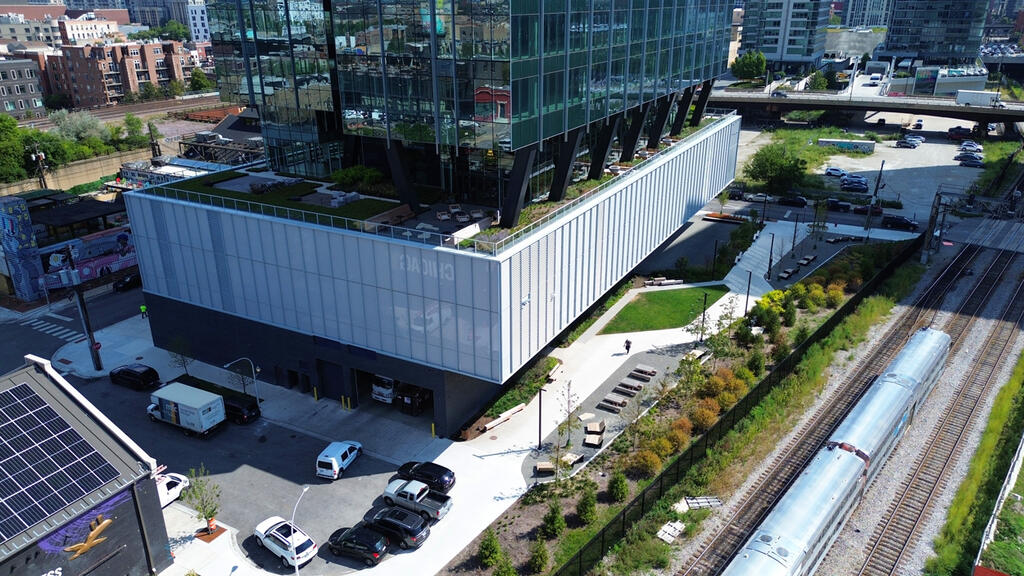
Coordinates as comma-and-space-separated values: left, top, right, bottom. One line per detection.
723, 449, 864, 575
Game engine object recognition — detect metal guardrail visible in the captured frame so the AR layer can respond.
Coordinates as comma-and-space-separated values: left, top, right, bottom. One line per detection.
551, 234, 924, 576
139, 111, 737, 256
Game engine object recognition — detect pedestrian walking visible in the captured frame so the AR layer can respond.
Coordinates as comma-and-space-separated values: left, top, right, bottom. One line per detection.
140, 304, 148, 318
624, 339, 631, 354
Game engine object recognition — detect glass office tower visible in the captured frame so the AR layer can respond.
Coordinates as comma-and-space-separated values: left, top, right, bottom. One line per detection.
884, 0, 985, 63
209, 0, 731, 212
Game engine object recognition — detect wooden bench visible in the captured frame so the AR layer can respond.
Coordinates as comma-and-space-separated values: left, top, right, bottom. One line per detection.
583, 433, 604, 448
597, 400, 623, 414
629, 370, 653, 382
535, 461, 556, 475
634, 364, 658, 377
585, 419, 606, 435
370, 204, 416, 226
561, 452, 584, 466
614, 384, 639, 397
603, 393, 629, 407
618, 379, 644, 392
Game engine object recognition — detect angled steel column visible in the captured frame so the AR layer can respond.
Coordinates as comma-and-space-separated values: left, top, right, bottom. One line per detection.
500, 144, 538, 228
618, 102, 651, 162
587, 114, 622, 181
646, 94, 676, 149
548, 128, 584, 202
385, 140, 418, 209
688, 79, 714, 127
669, 86, 694, 136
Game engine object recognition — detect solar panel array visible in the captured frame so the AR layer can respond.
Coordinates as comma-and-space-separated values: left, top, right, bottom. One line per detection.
0, 383, 120, 544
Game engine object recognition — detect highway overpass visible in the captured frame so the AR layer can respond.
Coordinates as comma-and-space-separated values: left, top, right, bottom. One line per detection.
707, 91, 1024, 124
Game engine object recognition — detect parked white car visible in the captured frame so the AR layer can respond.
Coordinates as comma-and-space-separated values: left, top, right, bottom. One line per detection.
824, 167, 847, 177
742, 192, 775, 203
155, 473, 190, 508
254, 517, 318, 567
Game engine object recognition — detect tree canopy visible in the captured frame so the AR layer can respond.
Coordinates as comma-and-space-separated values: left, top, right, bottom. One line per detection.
742, 143, 807, 195
189, 69, 213, 92
731, 51, 767, 80
807, 70, 828, 90
129, 20, 190, 41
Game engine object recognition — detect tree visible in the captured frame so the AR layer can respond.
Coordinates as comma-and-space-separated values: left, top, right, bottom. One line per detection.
527, 536, 549, 574
140, 82, 161, 101
717, 189, 729, 213
183, 463, 221, 532
731, 51, 766, 80
493, 554, 516, 576
539, 501, 566, 539
823, 69, 839, 89
168, 335, 194, 376
577, 484, 597, 524
743, 143, 807, 195
123, 113, 144, 139
0, 116, 26, 182
49, 110, 105, 142
43, 93, 70, 110
190, 69, 214, 92
166, 79, 186, 97
609, 470, 629, 502
829, 14, 841, 25
477, 528, 502, 567
861, 51, 871, 63
162, 20, 190, 41
227, 366, 253, 396
549, 382, 581, 482
808, 71, 828, 90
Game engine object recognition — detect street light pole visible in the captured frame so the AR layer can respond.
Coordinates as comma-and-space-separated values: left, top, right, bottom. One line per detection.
765, 233, 775, 279
224, 357, 261, 403
699, 292, 708, 343
290, 485, 309, 576
537, 387, 546, 450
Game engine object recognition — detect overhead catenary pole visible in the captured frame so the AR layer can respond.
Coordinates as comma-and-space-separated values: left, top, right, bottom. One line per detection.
864, 160, 885, 233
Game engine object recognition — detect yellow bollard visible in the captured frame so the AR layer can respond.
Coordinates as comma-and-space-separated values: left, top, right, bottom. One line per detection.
313, 387, 318, 401
431, 422, 435, 438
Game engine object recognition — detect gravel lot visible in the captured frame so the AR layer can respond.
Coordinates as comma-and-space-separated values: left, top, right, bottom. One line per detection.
659, 237, 1024, 575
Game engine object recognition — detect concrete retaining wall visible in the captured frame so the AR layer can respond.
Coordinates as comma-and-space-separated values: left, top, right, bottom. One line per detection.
0, 148, 152, 196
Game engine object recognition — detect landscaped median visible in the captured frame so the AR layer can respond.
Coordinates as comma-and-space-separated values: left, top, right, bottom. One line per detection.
600, 286, 729, 334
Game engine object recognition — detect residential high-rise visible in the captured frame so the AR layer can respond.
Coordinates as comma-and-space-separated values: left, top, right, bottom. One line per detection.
882, 0, 986, 63
844, 0, 892, 27
739, 0, 831, 72
209, 0, 733, 227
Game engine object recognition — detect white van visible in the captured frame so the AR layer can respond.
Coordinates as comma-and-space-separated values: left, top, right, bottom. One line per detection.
371, 375, 396, 404
316, 441, 362, 480
869, 73, 881, 81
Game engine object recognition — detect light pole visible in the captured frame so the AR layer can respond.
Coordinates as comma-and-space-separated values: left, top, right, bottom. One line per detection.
699, 292, 708, 343
765, 232, 776, 279
224, 357, 261, 403
537, 387, 546, 451
290, 485, 309, 576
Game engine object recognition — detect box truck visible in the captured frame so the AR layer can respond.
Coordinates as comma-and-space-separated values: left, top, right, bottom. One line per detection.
147, 382, 226, 436
956, 90, 1005, 107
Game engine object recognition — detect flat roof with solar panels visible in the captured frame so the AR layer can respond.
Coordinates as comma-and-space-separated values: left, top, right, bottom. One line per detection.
0, 356, 169, 575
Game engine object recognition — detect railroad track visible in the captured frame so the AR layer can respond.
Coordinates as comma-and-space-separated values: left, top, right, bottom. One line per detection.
679, 238, 992, 576
857, 258, 1024, 576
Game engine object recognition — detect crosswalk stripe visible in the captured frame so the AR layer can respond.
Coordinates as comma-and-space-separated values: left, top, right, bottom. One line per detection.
25, 319, 45, 327
61, 333, 83, 342
52, 328, 76, 339
40, 325, 65, 335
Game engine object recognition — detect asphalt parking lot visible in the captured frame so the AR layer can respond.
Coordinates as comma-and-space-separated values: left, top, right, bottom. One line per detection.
815, 115, 989, 220
68, 375, 412, 574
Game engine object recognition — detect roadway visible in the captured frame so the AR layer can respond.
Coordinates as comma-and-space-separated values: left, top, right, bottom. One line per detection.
709, 88, 1024, 124
17, 94, 226, 131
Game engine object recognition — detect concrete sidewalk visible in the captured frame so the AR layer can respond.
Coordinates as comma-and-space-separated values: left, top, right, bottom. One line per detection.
44, 217, 920, 576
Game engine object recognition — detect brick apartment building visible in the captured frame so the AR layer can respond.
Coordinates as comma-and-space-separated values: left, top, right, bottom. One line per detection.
58, 14, 124, 45
47, 40, 193, 107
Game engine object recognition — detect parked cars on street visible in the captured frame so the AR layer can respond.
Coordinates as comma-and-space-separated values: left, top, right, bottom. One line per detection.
743, 192, 774, 203
913, 119, 924, 129
370, 507, 431, 549
328, 524, 390, 567
396, 461, 456, 493
254, 517, 318, 567
882, 215, 919, 230
954, 152, 983, 162
903, 134, 925, 143
826, 199, 852, 212
770, 91, 788, 98
382, 479, 453, 521
841, 181, 869, 192
224, 395, 261, 424
895, 139, 919, 149
960, 158, 985, 168
109, 363, 162, 390
824, 167, 847, 177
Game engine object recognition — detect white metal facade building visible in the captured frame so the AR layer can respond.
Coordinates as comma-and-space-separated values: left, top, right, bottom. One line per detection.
124, 114, 741, 435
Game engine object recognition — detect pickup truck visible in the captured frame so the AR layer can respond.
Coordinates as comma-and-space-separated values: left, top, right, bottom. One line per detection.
381, 479, 452, 522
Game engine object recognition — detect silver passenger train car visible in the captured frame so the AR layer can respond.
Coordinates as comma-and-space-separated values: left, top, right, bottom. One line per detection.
721, 327, 950, 576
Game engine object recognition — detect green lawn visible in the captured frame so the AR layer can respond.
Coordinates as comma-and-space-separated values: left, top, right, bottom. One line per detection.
600, 285, 729, 334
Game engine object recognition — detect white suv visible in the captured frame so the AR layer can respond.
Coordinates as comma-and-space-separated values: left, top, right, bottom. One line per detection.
254, 517, 318, 567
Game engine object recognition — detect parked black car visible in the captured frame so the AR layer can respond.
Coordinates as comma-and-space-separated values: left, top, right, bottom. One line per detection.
826, 199, 852, 212
882, 215, 919, 231
109, 364, 161, 390
224, 395, 261, 424
776, 195, 808, 208
853, 204, 883, 215
841, 182, 869, 193
328, 524, 390, 567
396, 461, 456, 493
113, 273, 142, 292
370, 507, 430, 550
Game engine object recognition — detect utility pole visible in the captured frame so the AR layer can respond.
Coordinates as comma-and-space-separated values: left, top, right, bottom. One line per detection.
30, 143, 47, 189
765, 232, 776, 279
864, 160, 885, 233
64, 246, 103, 371
792, 214, 799, 259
